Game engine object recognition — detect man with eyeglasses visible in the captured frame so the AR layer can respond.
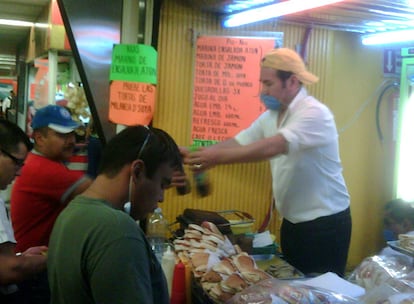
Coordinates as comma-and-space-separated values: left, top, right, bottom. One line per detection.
47, 125, 181, 304
0, 119, 47, 303
10, 105, 93, 303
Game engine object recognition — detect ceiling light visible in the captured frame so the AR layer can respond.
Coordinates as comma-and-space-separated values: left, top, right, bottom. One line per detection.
0, 19, 48, 28
222, 0, 345, 28
383, 19, 414, 26
364, 21, 385, 27
361, 29, 414, 45
225, 0, 274, 13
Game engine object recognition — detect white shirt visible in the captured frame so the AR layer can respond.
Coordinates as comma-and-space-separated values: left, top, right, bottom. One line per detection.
2, 96, 11, 113
0, 198, 16, 244
235, 87, 350, 223
0, 198, 19, 295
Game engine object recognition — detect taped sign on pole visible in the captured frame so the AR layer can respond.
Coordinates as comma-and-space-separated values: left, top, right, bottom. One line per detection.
109, 44, 157, 125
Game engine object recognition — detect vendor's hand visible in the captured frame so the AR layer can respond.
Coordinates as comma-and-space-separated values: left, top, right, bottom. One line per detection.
22, 246, 48, 256
168, 170, 188, 189
179, 146, 190, 160
187, 148, 215, 172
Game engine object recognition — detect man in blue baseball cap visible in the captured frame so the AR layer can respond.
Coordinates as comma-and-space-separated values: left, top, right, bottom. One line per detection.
31, 104, 81, 133
10, 105, 93, 303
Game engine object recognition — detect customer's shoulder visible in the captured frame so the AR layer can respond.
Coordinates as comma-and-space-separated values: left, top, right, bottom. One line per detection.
69, 198, 138, 230
25, 152, 61, 166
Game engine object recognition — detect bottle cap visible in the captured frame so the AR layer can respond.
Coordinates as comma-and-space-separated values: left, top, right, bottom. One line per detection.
163, 245, 175, 258
154, 207, 162, 213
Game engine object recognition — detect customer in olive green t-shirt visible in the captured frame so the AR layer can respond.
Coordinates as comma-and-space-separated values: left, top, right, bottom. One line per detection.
48, 125, 184, 304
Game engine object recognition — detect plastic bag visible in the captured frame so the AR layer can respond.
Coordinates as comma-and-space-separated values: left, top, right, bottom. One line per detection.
226, 278, 359, 304
361, 282, 414, 304
362, 283, 414, 303
347, 254, 414, 291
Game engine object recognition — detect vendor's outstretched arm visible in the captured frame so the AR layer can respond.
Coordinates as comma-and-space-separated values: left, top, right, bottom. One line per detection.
186, 134, 288, 170
179, 138, 239, 165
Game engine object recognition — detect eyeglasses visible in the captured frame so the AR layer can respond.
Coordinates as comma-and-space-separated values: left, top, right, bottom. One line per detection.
137, 126, 151, 160
0, 148, 25, 168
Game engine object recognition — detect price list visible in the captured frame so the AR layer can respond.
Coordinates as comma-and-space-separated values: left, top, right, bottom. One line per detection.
191, 36, 276, 142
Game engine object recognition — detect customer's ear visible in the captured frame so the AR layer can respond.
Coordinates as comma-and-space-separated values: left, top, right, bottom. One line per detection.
134, 165, 140, 178
131, 159, 145, 178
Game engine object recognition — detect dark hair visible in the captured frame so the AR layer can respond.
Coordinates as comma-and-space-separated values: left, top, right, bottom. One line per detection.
0, 119, 32, 152
98, 125, 182, 178
384, 199, 414, 225
276, 70, 294, 82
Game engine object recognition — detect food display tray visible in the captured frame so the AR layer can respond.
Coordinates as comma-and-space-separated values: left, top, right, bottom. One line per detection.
252, 254, 275, 261
387, 240, 414, 258
216, 210, 255, 226
257, 255, 305, 280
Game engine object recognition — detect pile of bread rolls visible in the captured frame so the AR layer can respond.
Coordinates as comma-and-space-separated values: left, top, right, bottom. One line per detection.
174, 221, 271, 303
65, 84, 91, 123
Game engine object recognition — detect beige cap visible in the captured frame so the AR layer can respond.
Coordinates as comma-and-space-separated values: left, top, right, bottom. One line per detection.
261, 48, 319, 85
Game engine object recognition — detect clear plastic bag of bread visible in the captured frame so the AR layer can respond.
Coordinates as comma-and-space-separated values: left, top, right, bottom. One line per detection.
226, 278, 359, 304
361, 282, 414, 304
347, 253, 414, 291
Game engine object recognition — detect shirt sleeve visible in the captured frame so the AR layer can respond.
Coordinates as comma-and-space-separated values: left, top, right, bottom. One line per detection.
0, 200, 16, 244
2, 97, 10, 112
235, 111, 271, 145
279, 101, 337, 154
21, 156, 86, 205
61, 175, 90, 204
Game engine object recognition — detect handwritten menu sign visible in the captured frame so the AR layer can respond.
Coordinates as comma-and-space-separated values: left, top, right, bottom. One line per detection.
109, 81, 156, 126
191, 36, 277, 142
109, 44, 157, 126
110, 44, 157, 83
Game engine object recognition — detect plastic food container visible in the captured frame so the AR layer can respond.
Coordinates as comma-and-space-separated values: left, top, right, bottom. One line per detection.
217, 210, 255, 235
229, 220, 254, 234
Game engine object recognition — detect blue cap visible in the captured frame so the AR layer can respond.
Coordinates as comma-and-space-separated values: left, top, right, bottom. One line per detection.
32, 105, 81, 134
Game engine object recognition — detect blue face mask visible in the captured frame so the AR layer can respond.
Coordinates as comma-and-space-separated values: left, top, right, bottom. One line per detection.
260, 94, 282, 111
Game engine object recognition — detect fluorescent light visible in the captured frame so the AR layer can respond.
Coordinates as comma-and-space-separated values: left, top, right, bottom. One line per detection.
396, 92, 414, 201
0, 18, 48, 28
362, 29, 414, 45
222, 0, 345, 28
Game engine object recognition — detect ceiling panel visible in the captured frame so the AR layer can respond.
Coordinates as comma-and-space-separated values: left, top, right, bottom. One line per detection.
181, 0, 414, 33
2, 0, 414, 76
0, 0, 50, 75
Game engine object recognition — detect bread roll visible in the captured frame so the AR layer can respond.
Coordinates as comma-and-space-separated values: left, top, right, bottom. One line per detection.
240, 268, 272, 283
220, 273, 248, 293
232, 253, 256, 273
213, 257, 237, 275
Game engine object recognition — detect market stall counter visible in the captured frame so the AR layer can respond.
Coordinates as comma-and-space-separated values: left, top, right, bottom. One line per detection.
164, 218, 414, 303
165, 207, 414, 303
168, 218, 363, 304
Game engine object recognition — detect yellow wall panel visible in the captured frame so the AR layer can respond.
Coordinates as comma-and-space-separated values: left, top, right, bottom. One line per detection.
155, 0, 273, 237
